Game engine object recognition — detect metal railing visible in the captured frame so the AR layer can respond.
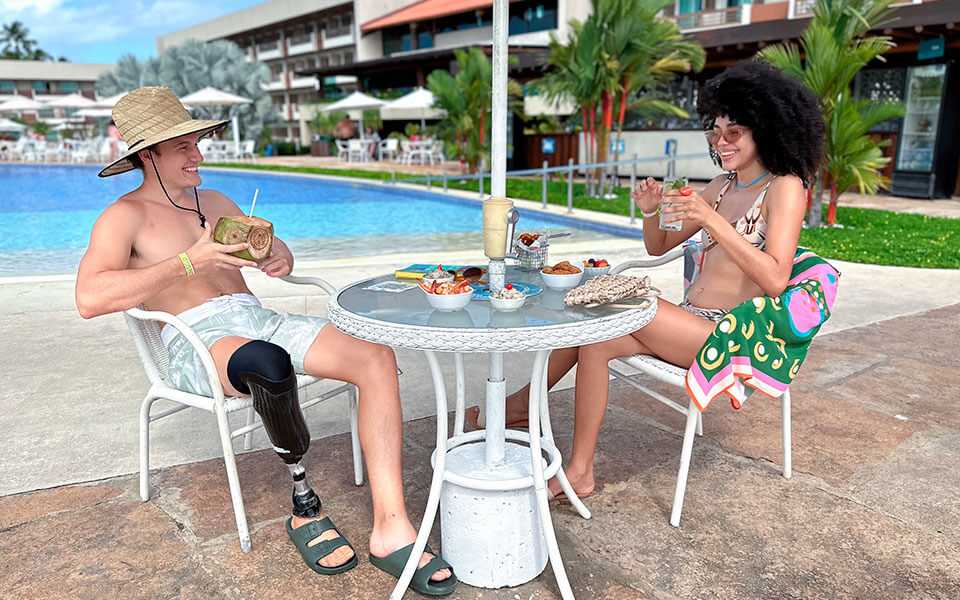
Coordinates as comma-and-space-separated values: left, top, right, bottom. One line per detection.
385, 144, 710, 226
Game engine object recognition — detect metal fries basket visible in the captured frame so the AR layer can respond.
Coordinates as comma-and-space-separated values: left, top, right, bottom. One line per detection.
515, 232, 548, 271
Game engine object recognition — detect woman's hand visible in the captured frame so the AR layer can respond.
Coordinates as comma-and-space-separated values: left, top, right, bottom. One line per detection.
661, 190, 719, 230
631, 177, 662, 214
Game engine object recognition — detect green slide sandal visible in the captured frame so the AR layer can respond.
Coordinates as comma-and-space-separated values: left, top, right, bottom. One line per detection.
369, 542, 458, 597
285, 516, 359, 576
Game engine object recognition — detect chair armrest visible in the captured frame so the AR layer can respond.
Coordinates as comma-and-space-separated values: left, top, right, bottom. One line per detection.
610, 247, 684, 274
281, 275, 338, 296
125, 307, 226, 402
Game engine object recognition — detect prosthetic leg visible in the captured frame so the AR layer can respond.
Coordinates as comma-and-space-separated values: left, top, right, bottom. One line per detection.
227, 340, 320, 518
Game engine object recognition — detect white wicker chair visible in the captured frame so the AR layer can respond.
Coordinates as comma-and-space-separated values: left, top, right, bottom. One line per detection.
123, 275, 363, 553
609, 241, 792, 527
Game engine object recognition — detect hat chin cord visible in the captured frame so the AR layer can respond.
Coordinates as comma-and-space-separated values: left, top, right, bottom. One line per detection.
149, 149, 206, 229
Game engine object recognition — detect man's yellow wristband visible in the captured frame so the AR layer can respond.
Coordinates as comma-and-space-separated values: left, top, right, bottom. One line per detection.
178, 252, 196, 278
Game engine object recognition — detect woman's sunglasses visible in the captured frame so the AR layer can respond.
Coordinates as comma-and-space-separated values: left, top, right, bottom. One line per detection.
705, 126, 747, 146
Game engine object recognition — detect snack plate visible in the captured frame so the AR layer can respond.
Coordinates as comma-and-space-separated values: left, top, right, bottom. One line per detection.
471, 282, 543, 301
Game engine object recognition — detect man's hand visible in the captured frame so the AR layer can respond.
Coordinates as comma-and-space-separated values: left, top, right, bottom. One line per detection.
186, 223, 258, 274
259, 239, 293, 278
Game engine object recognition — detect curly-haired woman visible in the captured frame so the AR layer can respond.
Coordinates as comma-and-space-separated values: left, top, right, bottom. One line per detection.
469, 60, 826, 500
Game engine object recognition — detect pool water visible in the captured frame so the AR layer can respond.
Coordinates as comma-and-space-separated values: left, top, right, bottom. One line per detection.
0, 164, 635, 277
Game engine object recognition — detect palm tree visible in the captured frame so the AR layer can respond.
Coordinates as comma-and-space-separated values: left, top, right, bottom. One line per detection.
823, 93, 903, 222
1, 20, 42, 60
428, 47, 520, 172
537, 18, 602, 190
98, 39, 279, 146
537, 0, 704, 196
760, 0, 898, 226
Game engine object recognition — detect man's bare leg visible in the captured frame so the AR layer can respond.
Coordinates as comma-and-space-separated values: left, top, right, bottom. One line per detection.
465, 345, 580, 429
301, 326, 450, 582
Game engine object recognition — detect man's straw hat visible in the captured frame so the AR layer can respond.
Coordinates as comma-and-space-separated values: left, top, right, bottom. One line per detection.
98, 86, 228, 177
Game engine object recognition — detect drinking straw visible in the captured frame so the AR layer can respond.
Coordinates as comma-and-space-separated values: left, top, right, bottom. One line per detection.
248, 188, 260, 217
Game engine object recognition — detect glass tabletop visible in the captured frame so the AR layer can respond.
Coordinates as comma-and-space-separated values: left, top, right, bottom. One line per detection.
335, 267, 639, 331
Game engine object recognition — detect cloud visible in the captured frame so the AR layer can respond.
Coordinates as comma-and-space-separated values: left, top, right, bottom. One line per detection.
0, 1, 258, 61
0, 0, 63, 16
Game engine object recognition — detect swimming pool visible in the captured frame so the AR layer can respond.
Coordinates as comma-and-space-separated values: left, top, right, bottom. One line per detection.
0, 164, 638, 277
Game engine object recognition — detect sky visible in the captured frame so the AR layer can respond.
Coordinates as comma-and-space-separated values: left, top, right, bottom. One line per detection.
0, 0, 265, 64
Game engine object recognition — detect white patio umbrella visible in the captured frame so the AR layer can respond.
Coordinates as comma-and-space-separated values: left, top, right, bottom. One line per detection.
380, 87, 445, 129
0, 117, 26, 132
179, 86, 252, 156
0, 96, 45, 113
320, 91, 385, 140
74, 108, 114, 118
94, 92, 126, 108
44, 93, 97, 109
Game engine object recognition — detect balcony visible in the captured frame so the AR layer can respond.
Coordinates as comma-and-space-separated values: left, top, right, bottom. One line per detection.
287, 34, 317, 56
289, 76, 317, 90
263, 79, 286, 92
257, 42, 282, 61
790, 0, 922, 19
673, 5, 750, 31
322, 29, 354, 49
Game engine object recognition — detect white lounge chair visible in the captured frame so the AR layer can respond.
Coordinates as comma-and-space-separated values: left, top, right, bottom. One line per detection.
608, 240, 793, 527
124, 274, 363, 553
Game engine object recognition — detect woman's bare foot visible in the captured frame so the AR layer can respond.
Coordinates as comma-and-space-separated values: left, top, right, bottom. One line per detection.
369, 517, 452, 582
291, 512, 355, 569
464, 391, 530, 430
547, 467, 595, 501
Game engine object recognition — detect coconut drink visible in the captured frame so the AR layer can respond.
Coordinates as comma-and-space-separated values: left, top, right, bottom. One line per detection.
213, 215, 274, 261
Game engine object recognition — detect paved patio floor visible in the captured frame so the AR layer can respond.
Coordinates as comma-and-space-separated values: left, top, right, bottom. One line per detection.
3, 302, 958, 600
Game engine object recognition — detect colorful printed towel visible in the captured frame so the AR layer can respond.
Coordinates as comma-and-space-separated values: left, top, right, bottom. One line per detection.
685, 249, 840, 411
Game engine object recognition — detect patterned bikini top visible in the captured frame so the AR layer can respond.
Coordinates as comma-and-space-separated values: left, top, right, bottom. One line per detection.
701, 172, 776, 253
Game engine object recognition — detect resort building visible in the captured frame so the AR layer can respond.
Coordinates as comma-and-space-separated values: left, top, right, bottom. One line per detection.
156, 0, 362, 145
0, 60, 112, 121
158, 0, 958, 197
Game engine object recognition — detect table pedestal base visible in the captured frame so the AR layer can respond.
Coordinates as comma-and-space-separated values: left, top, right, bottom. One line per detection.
440, 441, 548, 587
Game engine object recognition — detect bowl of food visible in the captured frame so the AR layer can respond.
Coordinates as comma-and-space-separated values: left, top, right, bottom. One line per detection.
490, 283, 526, 312
422, 264, 455, 286
419, 279, 474, 311
540, 261, 583, 290
582, 258, 611, 279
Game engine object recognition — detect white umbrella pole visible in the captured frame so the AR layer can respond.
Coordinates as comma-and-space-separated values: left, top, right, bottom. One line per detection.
232, 113, 240, 157
491, 0, 508, 199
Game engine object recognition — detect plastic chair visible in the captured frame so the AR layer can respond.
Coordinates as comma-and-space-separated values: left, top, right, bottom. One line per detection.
240, 140, 256, 160
609, 240, 792, 527
347, 139, 365, 162
335, 139, 349, 161
431, 140, 445, 164
379, 138, 398, 161
123, 275, 363, 553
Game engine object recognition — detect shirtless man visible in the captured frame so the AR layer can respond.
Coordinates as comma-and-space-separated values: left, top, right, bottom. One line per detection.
75, 87, 456, 595
467, 60, 826, 501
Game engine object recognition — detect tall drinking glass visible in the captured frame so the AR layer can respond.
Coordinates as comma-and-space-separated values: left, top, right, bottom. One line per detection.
659, 177, 687, 232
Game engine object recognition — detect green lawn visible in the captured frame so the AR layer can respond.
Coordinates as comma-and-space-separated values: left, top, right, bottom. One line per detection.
209, 162, 959, 269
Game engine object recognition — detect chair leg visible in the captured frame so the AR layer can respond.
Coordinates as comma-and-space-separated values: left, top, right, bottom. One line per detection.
696, 410, 704, 437
242, 406, 255, 451
782, 389, 792, 480
213, 402, 252, 553
349, 386, 364, 486
670, 402, 701, 528
139, 393, 160, 502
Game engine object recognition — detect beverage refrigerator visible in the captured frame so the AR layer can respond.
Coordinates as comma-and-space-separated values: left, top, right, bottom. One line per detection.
890, 63, 958, 199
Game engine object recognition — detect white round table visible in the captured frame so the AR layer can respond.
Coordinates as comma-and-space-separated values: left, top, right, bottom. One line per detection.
328, 268, 657, 599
